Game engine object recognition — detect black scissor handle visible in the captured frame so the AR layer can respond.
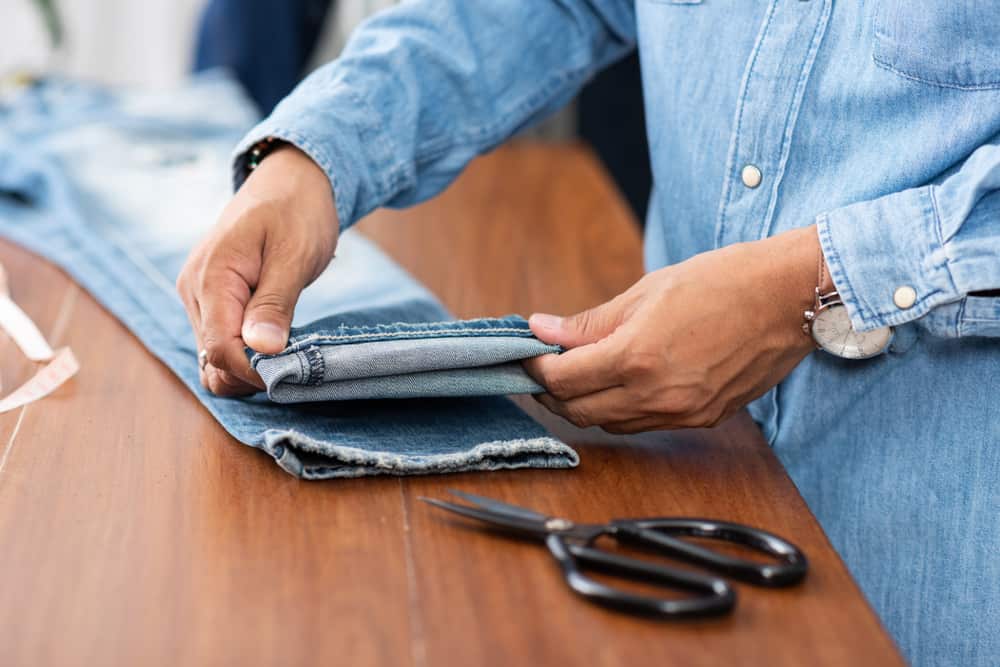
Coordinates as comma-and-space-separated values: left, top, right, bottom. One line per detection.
544, 533, 736, 618
609, 518, 808, 587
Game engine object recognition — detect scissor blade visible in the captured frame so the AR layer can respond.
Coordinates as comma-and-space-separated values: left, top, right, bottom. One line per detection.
419, 497, 548, 536
446, 489, 550, 523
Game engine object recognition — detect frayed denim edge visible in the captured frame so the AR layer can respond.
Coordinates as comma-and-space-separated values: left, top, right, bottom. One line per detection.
259, 429, 579, 479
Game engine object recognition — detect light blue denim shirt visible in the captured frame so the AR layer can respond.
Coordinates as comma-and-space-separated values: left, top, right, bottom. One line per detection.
234, 2, 1000, 664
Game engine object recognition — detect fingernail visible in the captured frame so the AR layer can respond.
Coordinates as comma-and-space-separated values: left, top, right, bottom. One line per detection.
530, 313, 563, 331
242, 320, 286, 351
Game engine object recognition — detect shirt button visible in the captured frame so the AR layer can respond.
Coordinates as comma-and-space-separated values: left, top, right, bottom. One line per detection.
741, 164, 762, 188
893, 286, 917, 309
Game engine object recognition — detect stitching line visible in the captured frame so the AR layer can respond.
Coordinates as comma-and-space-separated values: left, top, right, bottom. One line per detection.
713, 0, 778, 248
304, 347, 325, 386
291, 326, 533, 346
873, 55, 1000, 91
924, 185, 959, 301
957, 296, 968, 338
296, 349, 306, 382
758, 0, 832, 239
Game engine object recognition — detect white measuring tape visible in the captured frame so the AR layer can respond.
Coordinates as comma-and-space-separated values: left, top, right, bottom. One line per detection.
0, 262, 79, 414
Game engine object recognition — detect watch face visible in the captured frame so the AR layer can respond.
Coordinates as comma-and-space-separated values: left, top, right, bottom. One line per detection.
812, 305, 892, 359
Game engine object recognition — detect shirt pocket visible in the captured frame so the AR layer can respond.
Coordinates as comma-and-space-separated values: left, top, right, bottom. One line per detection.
873, 0, 1000, 90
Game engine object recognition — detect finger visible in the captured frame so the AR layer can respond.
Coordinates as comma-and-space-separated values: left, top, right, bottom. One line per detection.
522, 338, 625, 400
204, 365, 261, 397
241, 250, 306, 355
177, 268, 203, 348
600, 418, 672, 435
600, 408, 724, 434
529, 295, 630, 349
535, 386, 635, 429
190, 296, 209, 388
177, 277, 210, 387
198, 265, 264, 389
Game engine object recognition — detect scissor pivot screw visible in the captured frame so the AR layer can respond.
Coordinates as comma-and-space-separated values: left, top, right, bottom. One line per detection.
545, 518, 574, 532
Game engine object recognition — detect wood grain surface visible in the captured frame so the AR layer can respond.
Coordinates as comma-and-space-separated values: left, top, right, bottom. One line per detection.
0, 143, 902, 666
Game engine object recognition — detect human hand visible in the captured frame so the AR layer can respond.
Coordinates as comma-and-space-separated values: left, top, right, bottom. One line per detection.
522, 226, 821, 433
176, 144, 339, 396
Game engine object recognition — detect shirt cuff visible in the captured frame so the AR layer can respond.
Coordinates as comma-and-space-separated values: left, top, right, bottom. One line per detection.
232, 120, 354, 233
230, 75, 398, 234
815, 184, 961, 332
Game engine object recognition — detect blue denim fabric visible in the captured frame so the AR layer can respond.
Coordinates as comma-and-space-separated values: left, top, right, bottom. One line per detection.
0, 74, 577, 479
235, 2, 1000, 663
252, 314, 558, 402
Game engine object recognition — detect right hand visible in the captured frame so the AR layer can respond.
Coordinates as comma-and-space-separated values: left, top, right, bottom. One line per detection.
176, 144, 339, 396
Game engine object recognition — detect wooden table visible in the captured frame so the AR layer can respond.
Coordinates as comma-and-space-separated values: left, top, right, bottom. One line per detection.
0, 143, 902, 666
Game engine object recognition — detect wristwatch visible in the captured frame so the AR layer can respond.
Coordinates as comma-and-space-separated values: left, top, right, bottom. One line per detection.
803, 253, 892, 359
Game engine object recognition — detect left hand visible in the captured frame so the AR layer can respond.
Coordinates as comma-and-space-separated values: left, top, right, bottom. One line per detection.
522, 225, 821, 434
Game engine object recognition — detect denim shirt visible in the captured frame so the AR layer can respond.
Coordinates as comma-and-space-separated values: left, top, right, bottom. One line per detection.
234, 3, 1000, 665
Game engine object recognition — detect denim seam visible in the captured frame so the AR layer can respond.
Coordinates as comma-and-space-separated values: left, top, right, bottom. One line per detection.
925, 184, 961, 302
713, 0, 778, 248
929, 184, 963, 337
304, 346, 325, 386
251, 329, 555, 365
872, 54, 1000, 91
957, 297, 969, 338
296, 349, 307, 383
758, 0, 832, 240
294, 326, 535, 344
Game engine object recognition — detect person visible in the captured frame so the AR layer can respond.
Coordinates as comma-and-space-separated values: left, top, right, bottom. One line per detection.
175, 3, 1000, 665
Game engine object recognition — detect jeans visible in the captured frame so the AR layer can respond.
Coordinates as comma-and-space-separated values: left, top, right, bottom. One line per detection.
0, 73, 577, 479
253, 312, 558, 402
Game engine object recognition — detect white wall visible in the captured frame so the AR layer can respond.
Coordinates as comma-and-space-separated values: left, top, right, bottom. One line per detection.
0, 0, 574, 137
2, 0, 207, 87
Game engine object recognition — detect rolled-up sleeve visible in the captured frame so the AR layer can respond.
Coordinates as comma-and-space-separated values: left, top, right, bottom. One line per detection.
232, 0, 636, 231
817, 139, 1000, 338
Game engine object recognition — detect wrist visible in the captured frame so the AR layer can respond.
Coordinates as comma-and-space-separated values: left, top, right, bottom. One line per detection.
245, 143, 339, 226
756, 225, 823, 352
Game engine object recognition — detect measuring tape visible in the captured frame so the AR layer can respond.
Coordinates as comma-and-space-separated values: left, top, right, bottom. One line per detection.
0, 263, 79, 414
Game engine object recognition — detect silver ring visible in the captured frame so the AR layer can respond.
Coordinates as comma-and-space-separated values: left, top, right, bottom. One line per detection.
198, 349, 209, 371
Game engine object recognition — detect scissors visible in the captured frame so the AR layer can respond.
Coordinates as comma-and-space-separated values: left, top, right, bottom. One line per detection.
420, 490, 808, 618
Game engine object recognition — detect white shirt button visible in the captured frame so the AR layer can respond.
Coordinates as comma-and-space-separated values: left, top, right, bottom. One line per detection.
741, 164, 762, 188
893, 286, 917, 309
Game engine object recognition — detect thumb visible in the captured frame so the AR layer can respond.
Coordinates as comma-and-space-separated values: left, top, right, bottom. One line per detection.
529, 300, 625, 349
241, 258, 304, 354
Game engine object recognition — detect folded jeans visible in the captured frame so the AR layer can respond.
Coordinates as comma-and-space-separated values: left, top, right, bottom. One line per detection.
252, 312, 559, 402
0, 74, 579, 479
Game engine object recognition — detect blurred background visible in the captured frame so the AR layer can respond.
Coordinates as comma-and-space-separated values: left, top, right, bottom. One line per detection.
3, 0, 651, 222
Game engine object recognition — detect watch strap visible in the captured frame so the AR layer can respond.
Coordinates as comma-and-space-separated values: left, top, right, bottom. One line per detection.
817, 247, 836, 296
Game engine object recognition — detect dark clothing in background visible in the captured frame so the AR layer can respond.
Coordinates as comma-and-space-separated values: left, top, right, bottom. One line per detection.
193, 0, 333, 114
578, 52, 651, 224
